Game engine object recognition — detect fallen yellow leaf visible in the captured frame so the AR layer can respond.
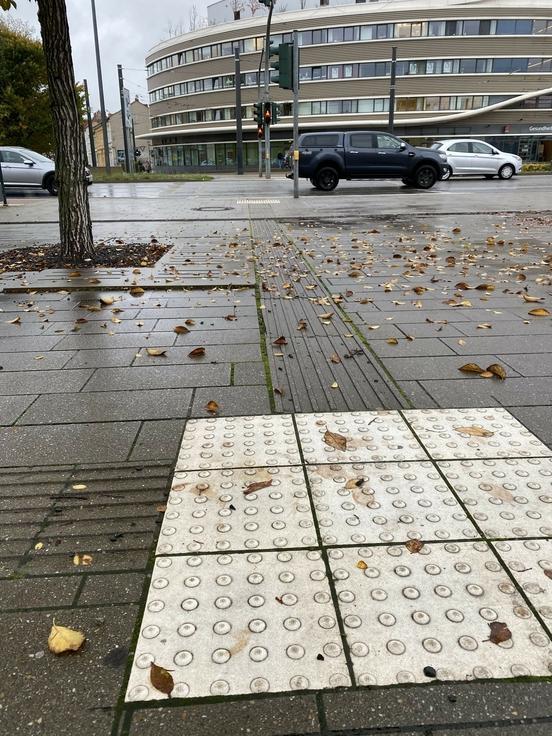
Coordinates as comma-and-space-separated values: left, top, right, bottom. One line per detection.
356, 560, 368, 570
48, 622, 85, 654
146, 348, 167, 357
454, 426, 494, 437
528, 308, 550, 317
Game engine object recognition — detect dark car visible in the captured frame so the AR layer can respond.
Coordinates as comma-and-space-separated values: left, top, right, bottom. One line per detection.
296, 131, 448, 191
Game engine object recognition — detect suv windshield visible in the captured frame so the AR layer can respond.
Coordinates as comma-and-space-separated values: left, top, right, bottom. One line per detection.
430, 143, 443, 149
18, 149, 53, 163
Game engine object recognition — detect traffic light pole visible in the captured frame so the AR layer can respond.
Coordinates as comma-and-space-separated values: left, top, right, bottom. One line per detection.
388, 46, 397, 134
263, 2, 275, 179
117, 64, 132, 173
234, 48, 244, 175
292, 31, 300, 199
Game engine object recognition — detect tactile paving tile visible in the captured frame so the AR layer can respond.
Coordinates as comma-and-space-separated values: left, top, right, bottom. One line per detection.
329, 542, 552, 685
492, 540, 552, 629
403, 408, 552, 460
156, 466, 316, 555
439, 458, 552, 539
126, 550, 351, 701
307, 461, 479, 545
176, 415, 300, 470
295, 411, 427, 465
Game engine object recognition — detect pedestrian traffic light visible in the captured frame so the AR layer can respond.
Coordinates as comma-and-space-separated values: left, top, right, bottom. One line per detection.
269, 41, 294, 90
253, 101, 263, 125
271, 103, 281, 125
263, 101, 271, 126
257, 124, 264, 139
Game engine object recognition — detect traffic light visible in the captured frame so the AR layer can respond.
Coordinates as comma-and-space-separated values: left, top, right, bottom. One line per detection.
263, 101, 272, 126
271, 103, 281, 125
257, 124, 264, 139
253, 101, 263, 126
269, 41, 293, 90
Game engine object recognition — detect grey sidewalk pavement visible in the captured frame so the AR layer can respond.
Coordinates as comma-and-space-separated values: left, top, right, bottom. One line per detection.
1, 180, 551, 736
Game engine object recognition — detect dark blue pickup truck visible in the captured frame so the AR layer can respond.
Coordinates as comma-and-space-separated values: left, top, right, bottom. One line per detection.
296, 131, 448, 191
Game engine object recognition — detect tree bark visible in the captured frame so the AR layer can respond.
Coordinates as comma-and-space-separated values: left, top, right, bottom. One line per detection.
37, 0, 95, 262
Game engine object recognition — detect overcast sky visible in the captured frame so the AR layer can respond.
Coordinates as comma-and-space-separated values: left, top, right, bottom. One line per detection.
6, 0, 205, 112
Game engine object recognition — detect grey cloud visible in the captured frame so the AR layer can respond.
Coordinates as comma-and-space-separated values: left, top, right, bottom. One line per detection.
6, 0, 204, 111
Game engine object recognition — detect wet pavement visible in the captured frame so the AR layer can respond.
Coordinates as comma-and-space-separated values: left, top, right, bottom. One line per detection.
0, 177, 551, 735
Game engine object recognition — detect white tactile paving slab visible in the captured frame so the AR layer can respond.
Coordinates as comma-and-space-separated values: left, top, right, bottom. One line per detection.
125, 550, 351, 701
439, 458, 552, 539
295, 411, 427, 465
329, 542, 552, 686
403, 408, 552, 460
307, 461, 479, 545
156, 466, 317, 555
176, 415, 301, 470
492, 540, 552, 628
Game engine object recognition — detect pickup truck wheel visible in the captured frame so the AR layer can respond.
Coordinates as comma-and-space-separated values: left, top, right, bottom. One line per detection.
413, 164, 438, 189
314, 167, 339, 191
441, 165, 452, 181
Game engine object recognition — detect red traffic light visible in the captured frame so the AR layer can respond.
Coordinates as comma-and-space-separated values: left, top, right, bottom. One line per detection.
257, 125, 264, 139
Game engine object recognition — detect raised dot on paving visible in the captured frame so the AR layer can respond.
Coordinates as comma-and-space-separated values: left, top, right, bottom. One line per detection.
125, 550, 351, 701
295, 411, 427, 465
403, 408, 552, 461
176, 415, 300, 471
330, 542, 552, 686
156, 466, 316, 555
439, 458, 552, 539
492, 540, 552, 628
307, 461, 479, 545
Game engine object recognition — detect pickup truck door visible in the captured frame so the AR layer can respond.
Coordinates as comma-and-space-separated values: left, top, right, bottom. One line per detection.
374, 133, 411, 175
345, 133, 380, 175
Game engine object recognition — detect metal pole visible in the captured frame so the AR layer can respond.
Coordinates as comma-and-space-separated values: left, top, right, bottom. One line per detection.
234, 49, 244, 175
0, 157, 7, 206
91, 0, 111, 173
292, 31, 300, 199
264, 2, 275, 179
388, 46, 397, 134
83, 79, 97, 168
257, 47, 264, 178
117, 64, 131, 172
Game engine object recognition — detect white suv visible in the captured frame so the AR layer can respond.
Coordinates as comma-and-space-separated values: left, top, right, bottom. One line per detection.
0, 146, 92, 195
431, 139, 522, 180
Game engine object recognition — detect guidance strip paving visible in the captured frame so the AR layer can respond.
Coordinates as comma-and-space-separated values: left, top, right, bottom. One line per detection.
126, 408, 552, 703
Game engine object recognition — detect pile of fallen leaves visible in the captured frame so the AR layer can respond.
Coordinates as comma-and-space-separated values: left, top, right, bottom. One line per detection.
0, 240, 170, 273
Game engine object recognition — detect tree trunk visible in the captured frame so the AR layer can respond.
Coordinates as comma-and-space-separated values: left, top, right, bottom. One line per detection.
37, 0, 95, 263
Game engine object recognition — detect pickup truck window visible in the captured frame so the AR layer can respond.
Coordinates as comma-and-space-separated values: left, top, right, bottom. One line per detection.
301, 134, 339, 148
350, 133, 374, 149
375, 134, 402, 149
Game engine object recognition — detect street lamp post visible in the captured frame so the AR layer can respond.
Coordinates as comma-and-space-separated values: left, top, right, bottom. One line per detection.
90, 0, 111, 172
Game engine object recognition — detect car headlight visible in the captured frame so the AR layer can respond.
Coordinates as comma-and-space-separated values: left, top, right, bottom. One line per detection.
438, 153, 447, 161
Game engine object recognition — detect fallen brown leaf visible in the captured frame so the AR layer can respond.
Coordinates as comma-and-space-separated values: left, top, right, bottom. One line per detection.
146, 348, 167, 357
459, 363, 485, 375
188, 347, 205, 357
243, 479, 273, 495
454, 425, 494, 437
296, 319, 307, 331
173, 325, 190, 334
99, 296, 114, 306
205, 400, 219, 414
73, 554, 93, 566
356, 560, 368, 570
405, 539, 424, 554
150, 662, 174, 697
130, 287, 145, 296
273, 336, 288, 345
522, 294, 543, 303
324, 430, 347, 451
329, 353, 341, 364
488, 621, 512, 645
486, 363, 507, 380
386, 337, 399, 345
7, 316, 21, 325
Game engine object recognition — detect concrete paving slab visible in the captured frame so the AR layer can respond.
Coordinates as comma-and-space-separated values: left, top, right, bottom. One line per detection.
0, 351, 74, 371
63, 348, 141, 369
17, 388, 193, 424
126, 550, 350, 702
157, 466, 315, 555
129, 419, 187, 461
307, 461, 478, 545
368, 338, 456, 358
511, 407, 552, 448
403, 408, 552, 460
0, 395, 37, 425
383, 356, 518, 381
438, 458, 552, 539
330, 542, 552, 686
0, 368, 93, 396
78, 572, 145, 605
0, 575, 80, 610
127, 694, 320, 736
82, 364, 229, 392
0, 422, 140, 467
191, 386, 272, 417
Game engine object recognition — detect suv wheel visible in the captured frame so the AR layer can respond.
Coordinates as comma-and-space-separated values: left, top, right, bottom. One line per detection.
401, 178, 414, 187
314, 167, 339, 191
45, 175, 58, 196
498, 164, 515, 180
441, 165, 452, 181
413, 164, 438, 189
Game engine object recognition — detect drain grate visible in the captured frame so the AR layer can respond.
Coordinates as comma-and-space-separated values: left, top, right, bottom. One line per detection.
237, 199, 281, 205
